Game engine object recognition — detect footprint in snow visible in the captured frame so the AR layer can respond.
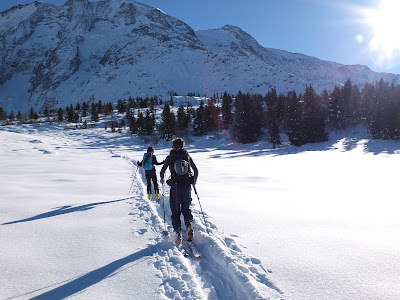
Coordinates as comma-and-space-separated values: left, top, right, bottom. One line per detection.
132, 228, 148, 236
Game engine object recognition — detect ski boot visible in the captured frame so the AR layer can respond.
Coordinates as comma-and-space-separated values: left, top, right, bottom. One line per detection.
175, 228, 182, 243
187, 225, 194, 242
155, 193, 160, 201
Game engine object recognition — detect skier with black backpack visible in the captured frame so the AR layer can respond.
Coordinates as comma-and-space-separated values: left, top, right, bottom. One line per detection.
138, 146, 164, 200
160, 138, 198, 242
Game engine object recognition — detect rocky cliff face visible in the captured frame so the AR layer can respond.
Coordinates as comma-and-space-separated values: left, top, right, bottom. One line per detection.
1, 0, 400, 113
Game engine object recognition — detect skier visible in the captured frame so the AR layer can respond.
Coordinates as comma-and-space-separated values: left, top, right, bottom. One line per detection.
160, 138, 198, 242
138, 147, 164, 200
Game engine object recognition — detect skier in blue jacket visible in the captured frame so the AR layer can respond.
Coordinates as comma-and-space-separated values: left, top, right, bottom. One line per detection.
138, 147, 164, 200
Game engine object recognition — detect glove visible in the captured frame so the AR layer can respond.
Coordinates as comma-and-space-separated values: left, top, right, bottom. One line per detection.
137, 161, 142, 167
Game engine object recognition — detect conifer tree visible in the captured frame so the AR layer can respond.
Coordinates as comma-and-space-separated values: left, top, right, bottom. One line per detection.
117, 100, 126, 113
136, 111, 145, 134
82, 102, 89, 117
17, 111, 24, 123
361, 82, 376, 124
73, 111, 79, 123
349, 83, 363, 125
302, 85, 328, 143
340, 79, 352, 129
97, 100, 102, 114
0, 107, 6, 120
265, 89, 282, 148
193, 101, 207, 136
205, 100, 218, 132
9, 111, 15, 122
58, 108, 64, 122
285, 91, 305, 146
29, 107, 38, 120
159, 103, 176, 140
369, 78, 396, 139
143, 109, 155, 135
91, 103, 99, 122
67, 104, 74, 122
221, 92, 233, 129
44, 107, 50, 122
232, 92, 263, 144
177, 103, 191, 137
126, 108, 137, 134
128, 96, 136, 109
328, 86, 342, 130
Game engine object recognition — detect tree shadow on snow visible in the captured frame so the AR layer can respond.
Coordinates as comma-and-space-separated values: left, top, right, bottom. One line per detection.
9, 243, 162, 300
1, 198, 128, 226
197, 135, 400, 159
25, 124, 400, 157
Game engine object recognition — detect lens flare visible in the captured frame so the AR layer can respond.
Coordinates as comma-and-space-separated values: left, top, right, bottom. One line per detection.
365, 0, 400, 67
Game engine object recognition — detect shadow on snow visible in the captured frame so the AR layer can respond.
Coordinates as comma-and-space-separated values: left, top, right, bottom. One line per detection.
1, 198, 128, 226
6, 243, 162, 300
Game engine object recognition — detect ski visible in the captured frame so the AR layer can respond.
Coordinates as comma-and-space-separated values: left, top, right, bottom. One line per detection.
174, 237, 201, 259
175, 239, 190, 257
181, 239, 201, 260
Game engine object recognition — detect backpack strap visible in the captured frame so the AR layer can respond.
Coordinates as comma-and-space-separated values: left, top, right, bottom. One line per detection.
142, 153, 151, 167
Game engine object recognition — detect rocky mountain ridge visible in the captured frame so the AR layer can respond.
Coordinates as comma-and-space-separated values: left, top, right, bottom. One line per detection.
1, 0, 400, 113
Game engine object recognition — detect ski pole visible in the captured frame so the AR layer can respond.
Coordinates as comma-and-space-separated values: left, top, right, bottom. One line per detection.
128, 165, 139, 195
192, 184, 210, 235
162, 183, 169, 236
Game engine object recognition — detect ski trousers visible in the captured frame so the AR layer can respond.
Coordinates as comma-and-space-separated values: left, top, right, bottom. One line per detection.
145, 169, 159, 195
170, 182, 193, 232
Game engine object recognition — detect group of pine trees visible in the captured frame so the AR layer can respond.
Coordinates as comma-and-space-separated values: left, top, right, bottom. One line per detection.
1, 78, 400, 146
223, 78, 400, 146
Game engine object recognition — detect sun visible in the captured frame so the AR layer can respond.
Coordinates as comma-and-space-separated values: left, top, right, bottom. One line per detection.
366, 0, 400, 60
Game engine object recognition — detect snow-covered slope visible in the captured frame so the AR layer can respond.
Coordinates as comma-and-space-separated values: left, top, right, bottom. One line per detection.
1, 0, 400, 113
2, 122, 400, 299
0, 124, 285, 299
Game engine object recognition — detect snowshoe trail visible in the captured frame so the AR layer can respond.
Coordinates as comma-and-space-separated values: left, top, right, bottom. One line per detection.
122, 152, 285, 299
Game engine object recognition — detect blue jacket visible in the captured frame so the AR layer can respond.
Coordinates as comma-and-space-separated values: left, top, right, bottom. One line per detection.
142, 153, 154, 170
142, 153, 163, 171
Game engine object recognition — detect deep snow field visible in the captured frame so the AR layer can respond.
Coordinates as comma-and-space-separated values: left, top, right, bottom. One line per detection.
1, 122, 400, 300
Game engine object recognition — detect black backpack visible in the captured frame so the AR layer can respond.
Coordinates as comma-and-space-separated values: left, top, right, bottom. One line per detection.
169, 149, 193, 183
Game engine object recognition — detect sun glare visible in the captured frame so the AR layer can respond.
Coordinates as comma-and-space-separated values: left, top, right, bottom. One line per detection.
367, 0, 400, 62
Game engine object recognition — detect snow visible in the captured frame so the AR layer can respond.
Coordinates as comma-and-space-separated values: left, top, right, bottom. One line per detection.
3, 0, 400, 115
0, 3, 38, 34
1, 123, 400, 299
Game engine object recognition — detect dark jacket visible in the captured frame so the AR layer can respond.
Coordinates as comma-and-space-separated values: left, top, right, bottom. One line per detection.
160, 148, 198, 184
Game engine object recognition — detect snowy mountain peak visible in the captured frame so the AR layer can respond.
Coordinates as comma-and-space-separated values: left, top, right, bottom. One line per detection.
65, 0, 89, 5
1, 0, 400, 114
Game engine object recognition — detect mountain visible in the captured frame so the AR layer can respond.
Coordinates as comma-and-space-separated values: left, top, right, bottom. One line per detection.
1, 0, 400, 113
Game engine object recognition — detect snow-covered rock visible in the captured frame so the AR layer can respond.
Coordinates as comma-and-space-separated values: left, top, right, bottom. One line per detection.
1, 0, 400, 113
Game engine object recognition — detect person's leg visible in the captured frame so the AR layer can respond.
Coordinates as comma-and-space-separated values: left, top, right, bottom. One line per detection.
145, 171, 152, 195
180, 183, 193, 227
169, 183, 182, 233
150, 169, 159, 195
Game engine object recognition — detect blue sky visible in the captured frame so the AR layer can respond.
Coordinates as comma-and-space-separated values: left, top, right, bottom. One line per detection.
2, 0, 400, 74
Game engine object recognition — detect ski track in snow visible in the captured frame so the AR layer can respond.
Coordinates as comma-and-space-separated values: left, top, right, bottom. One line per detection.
0, 124, 284, 299
104, 141, 284, 299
